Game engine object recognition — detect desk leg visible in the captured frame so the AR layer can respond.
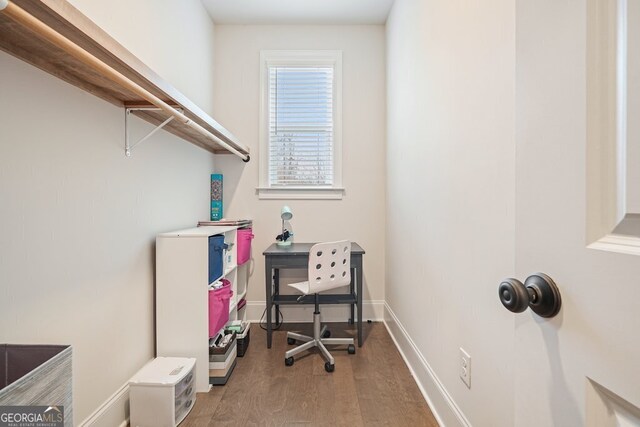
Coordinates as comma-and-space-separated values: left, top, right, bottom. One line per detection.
356, 258, 363, 347
265, 258, 273, 349
349, 268, 355, 324
274, 268, 280, 326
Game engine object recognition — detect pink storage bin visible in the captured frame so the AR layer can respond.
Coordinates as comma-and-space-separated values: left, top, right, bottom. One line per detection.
208, 278, 233, 337
237, 228, 254, 266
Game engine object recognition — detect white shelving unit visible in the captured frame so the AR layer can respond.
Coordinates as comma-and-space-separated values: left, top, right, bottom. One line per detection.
155, 226, 249, 392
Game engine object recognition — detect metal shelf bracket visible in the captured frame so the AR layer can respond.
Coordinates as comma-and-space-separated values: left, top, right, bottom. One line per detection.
125, 107, 183, 157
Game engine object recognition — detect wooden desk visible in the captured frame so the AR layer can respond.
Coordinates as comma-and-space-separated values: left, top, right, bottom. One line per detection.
263, 242, 365, 349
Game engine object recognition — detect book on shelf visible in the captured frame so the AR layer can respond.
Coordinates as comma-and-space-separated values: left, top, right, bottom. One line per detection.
198, 219, 252, 227
210, 174, 223, 221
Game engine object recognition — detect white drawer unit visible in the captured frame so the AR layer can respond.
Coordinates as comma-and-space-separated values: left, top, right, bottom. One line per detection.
129, 357, 196, 427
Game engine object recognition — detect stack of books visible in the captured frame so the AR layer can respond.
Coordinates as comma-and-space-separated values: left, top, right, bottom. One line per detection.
198, 219, 252, 227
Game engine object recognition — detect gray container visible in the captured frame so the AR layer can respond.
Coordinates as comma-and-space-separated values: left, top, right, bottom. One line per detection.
209, 334, 236, 363
0, 344, 72, 426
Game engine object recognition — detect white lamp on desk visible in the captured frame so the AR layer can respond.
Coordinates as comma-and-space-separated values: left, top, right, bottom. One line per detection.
276, 206, 293, 247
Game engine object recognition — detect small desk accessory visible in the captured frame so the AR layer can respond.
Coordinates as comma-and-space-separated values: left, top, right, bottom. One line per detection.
276, 205, 293, 247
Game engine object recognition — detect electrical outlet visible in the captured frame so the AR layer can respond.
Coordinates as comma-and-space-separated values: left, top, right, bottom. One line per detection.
459, 348, 471, 389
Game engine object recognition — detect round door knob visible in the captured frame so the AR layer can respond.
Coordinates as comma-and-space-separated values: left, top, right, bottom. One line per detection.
498, 278, 530, 313
498, 273, 561, 318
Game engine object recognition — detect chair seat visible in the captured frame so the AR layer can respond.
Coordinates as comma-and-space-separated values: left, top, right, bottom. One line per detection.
288, 280, 311, 295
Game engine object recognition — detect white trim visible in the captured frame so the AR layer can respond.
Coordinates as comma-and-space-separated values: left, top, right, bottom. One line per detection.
586, 0, 640, 247
384, 303, 471, 427
245, 300, 385, 323
588, 233, 640, 256
79, 381, 130, 427
616, 0, 628, 220
256, 186, 344, 200
258, 50, 343, 200
586, 378, 640, 427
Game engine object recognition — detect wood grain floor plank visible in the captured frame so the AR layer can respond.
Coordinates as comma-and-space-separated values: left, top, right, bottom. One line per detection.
182, 322, 437, 427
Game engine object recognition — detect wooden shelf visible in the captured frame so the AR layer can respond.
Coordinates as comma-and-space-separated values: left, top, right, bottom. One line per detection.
0, 0, 249, 158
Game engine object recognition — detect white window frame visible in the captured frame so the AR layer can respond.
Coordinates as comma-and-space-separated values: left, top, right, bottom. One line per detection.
258, 50, 343, 200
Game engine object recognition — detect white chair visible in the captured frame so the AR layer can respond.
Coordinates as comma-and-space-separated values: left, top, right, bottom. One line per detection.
284, 240, 356, 372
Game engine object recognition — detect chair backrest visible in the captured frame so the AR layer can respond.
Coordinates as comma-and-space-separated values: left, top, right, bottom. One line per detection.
307, 240, 351, 294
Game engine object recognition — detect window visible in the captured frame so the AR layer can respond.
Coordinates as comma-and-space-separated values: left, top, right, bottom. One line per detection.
259, 51, 343, 199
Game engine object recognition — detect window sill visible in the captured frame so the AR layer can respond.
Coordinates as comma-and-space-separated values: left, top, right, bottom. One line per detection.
256, 186, 345, 200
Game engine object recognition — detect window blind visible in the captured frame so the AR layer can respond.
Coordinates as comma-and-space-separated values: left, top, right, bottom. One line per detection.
268, 66, 334, 186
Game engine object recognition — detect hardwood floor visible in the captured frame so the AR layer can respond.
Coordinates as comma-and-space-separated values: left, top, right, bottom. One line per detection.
182, 322, 439, 426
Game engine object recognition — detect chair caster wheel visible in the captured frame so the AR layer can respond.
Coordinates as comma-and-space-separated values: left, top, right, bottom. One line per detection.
287, 337, 296, 345
347, 344, 356, 355
322, 330, 331, 338
324, 362, 335, 373
285, 357, 294, 366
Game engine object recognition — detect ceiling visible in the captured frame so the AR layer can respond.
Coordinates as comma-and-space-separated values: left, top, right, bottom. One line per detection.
202, 0, 395, 25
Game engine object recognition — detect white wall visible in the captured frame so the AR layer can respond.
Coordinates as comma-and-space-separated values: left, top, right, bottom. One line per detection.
385, 0, 516, 426
70, 0, 217, 115
0, 0, 217, 423
213, 25, 387, 320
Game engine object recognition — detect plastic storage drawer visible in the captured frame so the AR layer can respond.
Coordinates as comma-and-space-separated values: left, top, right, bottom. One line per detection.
129, 357, 196, 427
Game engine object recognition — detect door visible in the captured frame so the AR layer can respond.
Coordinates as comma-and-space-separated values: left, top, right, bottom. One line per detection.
514, 0, 640, 425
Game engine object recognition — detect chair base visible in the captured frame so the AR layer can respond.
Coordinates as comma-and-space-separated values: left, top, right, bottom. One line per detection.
285, 312, 355, 369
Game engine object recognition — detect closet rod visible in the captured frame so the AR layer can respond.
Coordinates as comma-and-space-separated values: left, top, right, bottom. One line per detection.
0, 0, 249, 162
